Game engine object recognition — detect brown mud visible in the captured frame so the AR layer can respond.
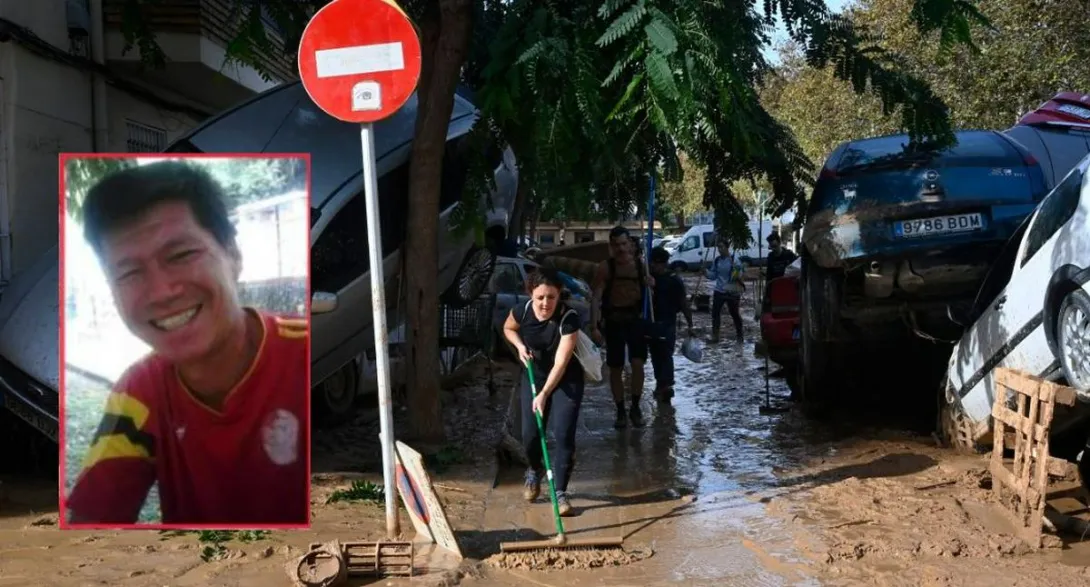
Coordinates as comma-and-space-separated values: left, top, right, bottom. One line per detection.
2, 287, 1090, 586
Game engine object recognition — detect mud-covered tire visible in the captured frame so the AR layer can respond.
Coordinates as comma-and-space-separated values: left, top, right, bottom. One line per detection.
441, 245, 497, 308
799, 262, 839, 407
937, 401, 984, 454
313, 362, 358, 427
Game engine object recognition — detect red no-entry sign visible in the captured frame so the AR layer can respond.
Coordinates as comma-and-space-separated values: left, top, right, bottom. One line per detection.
298, 0, 423, 123
297, 0, 425, 542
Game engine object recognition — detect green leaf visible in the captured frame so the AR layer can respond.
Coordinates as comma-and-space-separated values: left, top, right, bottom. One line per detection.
644, 51, 680, 101
645, 18, 678, 55
596, 0, 648, 48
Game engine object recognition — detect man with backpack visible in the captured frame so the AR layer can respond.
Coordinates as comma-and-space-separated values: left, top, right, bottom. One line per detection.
591, 226, 654, 428
648, 246, 694, 403
706, 240, 746, 343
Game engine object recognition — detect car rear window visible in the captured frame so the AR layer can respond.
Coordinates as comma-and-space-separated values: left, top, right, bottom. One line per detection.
836, 131, 1019, 174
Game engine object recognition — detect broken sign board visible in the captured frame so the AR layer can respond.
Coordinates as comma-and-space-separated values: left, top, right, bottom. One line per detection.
394, 441, 463, 559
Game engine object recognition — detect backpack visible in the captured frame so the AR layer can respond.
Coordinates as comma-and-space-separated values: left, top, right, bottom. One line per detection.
602, 258, 647, 316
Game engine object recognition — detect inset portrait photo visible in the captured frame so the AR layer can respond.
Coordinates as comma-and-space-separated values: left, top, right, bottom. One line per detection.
59, 154, 311, 529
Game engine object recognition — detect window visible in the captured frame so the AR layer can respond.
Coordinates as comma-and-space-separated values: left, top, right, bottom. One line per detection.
575, 231, 595, 243
440, 136, 470, 212
702, 232, 717, 248
1020, 165, 1084, 267
539, 233, 555, 245
679, 236, 699, 251
971, 219, 1030, 318
489, 263, 525, 294
311, 162, 410, 293
125, 120, 167, 152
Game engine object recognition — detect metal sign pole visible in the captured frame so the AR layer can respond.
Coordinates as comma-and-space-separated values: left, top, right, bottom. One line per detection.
359, 121, 400, 539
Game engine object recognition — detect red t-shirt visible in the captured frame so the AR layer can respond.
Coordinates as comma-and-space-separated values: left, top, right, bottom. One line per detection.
66, 310, 309, 526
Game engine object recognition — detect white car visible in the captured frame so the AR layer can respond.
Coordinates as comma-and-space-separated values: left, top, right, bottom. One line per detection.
943, 153, 1090, 448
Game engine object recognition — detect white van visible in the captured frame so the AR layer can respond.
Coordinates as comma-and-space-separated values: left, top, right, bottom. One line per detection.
667, 220, 776, 270
667, 224, 717, 270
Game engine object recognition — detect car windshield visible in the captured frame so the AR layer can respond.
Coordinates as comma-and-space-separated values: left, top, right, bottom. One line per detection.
836, 131, 1013, 175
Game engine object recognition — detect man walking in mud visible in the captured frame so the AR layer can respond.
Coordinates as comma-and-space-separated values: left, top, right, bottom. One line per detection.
648, 246, 693, 403
591, 226, 653, 428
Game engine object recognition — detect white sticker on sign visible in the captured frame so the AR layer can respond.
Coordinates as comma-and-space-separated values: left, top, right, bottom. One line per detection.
353, 81, 381, 111
315, 42, 405, 78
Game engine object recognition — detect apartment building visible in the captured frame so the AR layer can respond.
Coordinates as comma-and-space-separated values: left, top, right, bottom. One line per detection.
0, 0, 292, 281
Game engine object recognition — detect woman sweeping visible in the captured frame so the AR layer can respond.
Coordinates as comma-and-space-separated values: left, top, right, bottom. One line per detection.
503, 268, 584, 516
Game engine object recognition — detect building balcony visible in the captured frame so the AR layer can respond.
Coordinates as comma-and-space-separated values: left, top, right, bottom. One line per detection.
101, 0, 297, 112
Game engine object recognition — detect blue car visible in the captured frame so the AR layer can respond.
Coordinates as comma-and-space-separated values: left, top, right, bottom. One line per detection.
797, 130, 1049, 402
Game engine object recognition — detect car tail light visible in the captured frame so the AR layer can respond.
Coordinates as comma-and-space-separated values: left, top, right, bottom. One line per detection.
768, 277, 800, 316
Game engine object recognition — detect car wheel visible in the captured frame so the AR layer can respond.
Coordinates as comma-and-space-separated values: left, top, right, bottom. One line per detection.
936, 378, 983, 453
798, 264, 838, 407
313, 362, 358, 427
1057, 289, 1090, 394
670, 261, 687, 272
442, 245, 497, 308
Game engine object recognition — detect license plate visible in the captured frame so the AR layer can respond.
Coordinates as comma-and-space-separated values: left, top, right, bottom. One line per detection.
791, 326, 800, 340
894, 213, 983, 238
1058, 103, 1090, 120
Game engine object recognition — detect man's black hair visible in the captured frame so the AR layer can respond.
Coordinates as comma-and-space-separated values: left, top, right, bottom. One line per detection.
608, 225, 630, 240
649, 246, 671, 264
767, 232, 782, 244
82, 160, 237, 254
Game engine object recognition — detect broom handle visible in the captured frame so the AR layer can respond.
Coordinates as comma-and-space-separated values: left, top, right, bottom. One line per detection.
526, 362, 567, 537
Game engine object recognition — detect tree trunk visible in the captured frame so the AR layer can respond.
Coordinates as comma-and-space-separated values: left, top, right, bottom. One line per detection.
509, 178, 531, 241
404, 0, 473, 443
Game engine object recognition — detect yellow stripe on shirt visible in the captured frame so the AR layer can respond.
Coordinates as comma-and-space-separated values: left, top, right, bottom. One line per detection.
102, 391, 151, 430
81, 433, 153, 469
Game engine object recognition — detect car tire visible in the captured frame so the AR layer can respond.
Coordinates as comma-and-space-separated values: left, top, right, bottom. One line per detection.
935, 377, 984, 453
798, 263, 839, 408
1057, 288, 1090, 394
313, 361, 358, 427
442, 245, 497, 308
670, 261, 688, 272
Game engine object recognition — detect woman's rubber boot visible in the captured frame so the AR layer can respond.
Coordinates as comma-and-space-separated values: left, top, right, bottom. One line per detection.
709, 327, 721, 343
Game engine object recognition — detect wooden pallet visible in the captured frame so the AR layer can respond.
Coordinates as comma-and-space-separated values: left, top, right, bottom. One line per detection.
306, 541, 414, 577
989, 368, 1077, 549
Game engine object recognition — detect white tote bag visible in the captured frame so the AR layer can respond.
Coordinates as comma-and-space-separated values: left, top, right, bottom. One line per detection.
561, 308, 604, 383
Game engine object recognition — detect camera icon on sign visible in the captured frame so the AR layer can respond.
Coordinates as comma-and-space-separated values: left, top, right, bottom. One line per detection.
352, 81, 381, 111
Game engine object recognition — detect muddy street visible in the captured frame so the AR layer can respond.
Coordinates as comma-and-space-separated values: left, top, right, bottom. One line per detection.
4, 295, 1090, 585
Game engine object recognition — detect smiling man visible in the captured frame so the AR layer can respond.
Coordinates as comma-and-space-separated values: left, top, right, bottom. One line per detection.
65, 160, 309, 526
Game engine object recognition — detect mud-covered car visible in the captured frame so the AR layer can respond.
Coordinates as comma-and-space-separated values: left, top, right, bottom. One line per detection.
0, 246, 59, 442
165, 83, 517, 424
798, 130, 1049, 403
941, 153, 1090, 452
760, 258, 802, 370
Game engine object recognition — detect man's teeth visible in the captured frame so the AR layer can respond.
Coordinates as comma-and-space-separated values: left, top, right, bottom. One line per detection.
153, 307, 199, 331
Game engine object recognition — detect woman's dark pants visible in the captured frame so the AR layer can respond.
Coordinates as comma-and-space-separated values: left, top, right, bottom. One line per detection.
520, 372, 584, 492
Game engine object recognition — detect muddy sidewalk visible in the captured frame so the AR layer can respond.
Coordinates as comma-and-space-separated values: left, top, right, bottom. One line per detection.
4, 291, 1090, 585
